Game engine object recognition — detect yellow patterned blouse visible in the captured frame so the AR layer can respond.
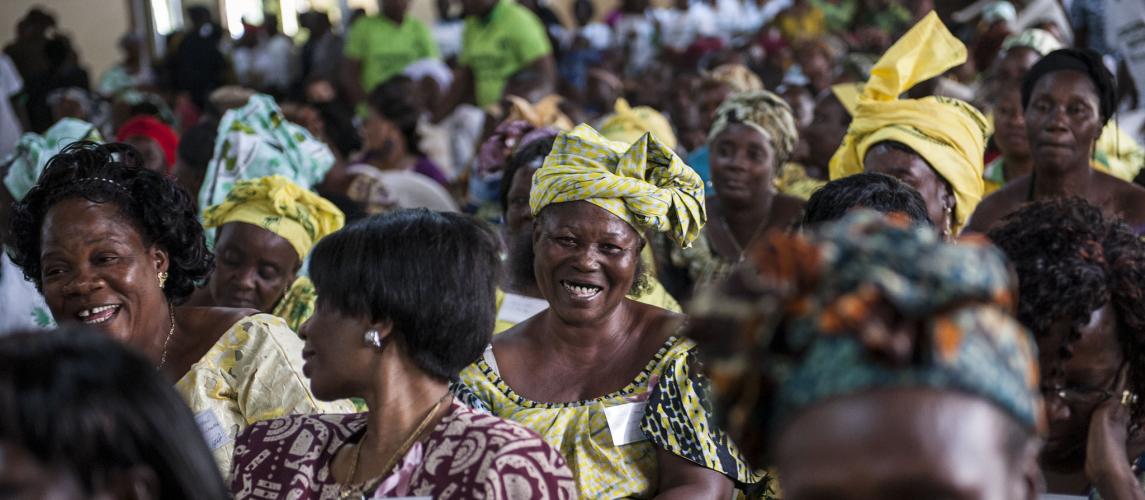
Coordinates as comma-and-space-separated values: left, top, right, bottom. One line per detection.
175, 314, 356, 476
457, 336, 764, 498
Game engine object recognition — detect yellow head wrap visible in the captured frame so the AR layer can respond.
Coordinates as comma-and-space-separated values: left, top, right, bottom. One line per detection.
598, 98, 679, 150
504, 94, 575, 131
704, 64, 765, 93
828, 12, 989, 234
203, 175, 345, 259
708, 90, 799, 163
530, 124, 707, 247
830, 83, 862, 116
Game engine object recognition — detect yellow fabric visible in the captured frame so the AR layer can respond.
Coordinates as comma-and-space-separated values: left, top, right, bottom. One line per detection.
708, 90, 800, 164
1096, 121, 1145, 182
202, 175, 345, 259
175, 314, 356, 476
831, 83, 862, 116
828, 12, 988, 234
531, 124, 707, 248
270, 277, 317, 333
457, 336, 764, 497
598, 98, 679, 150
775, 162, 827, 200
492, 278, 683, 334
504, 94, 575, 130
704, 64, 764, 93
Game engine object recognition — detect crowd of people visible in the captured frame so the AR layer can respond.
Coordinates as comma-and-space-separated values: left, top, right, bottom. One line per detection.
1, 0, 1145, 498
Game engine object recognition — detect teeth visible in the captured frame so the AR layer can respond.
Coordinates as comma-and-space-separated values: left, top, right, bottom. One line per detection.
77, 305, 119, 322
562, 281, 601, 297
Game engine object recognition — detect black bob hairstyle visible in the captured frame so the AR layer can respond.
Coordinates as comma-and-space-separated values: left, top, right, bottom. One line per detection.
802, 172, 933, 228
308, 209, 501, 380
0, 327, 228, 499
8, 141, 213, 304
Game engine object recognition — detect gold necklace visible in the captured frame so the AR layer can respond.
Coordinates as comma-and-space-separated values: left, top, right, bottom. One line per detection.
339, 391, 451, 499
156, 307, 176, 369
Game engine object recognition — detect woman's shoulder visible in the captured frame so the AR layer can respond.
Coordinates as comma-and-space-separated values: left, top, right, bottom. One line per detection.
1104, 173, 1145, 225
432, 403, 574, 472
232, 412, 366, 497
964, 177, 1029, 233
239, 412, 365, 451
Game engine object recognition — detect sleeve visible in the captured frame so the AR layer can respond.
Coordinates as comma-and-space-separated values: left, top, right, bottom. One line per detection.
639, 346, 767, 488
508, 8, 553, 66
270, 276, 316, 334
344, 18, 367, 59
481, 425, 578, 499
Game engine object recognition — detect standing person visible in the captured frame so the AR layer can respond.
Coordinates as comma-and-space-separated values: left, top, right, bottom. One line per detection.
170, 6, 226, 113
97, 34, 156, 99
987, 198, 1145, 497
437, 0, 555, 115
298, 11, 342, 86
342, 0, 439, 106
663, 90, 804, 297
7, 142, 354, 475
966, 49, 1145, 234
253, 14, 293, 96
686, 210, 1043, 500
0, 327, 229, 500
830, 13, 989, 238
459, 125, 764, 498
231, 210, 577, 499
0, 54, 23, 160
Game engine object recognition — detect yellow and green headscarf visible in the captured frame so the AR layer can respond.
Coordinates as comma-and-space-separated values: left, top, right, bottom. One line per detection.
829, 12, 989, 234
708, 90, 799, 164
202, 175, 345, 259
530, 124, 706, 247
598, 98, 679, 150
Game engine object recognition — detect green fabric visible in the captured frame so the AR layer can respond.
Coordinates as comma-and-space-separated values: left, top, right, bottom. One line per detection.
460, 0, 553, 107
199, 94, 335, 214
3, 118, 103, 201
811, 0, 857, 33
344, 15, 439, 94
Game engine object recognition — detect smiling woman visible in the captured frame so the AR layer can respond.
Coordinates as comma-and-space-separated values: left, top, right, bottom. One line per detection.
458, 125, 765, 498
7, 142, 355, 476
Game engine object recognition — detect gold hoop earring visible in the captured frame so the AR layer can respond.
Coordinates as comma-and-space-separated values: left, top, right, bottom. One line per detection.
943, 205, 954, 238
158, 271, 169, 289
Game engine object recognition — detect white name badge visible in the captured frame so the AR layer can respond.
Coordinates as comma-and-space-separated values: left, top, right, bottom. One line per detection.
497, 293, 550, 324
603, 401, 649, 446
194, 409, 232, 451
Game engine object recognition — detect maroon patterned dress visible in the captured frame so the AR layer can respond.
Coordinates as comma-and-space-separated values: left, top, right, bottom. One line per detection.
231, 399, 577, 499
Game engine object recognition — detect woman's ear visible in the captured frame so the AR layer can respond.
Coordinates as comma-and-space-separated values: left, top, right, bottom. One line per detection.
370, 319, 396, 343
149, 245, 170, 275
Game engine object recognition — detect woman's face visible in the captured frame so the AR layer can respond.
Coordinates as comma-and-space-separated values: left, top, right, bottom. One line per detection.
360, 109, 397, 154
700, 83, 732, 132
39, 199, 169, 351
863, 144, 952, 229
1025, 70, 1104, 174
777, 389, 1038, 500
711, 123, 777, 206
1038, 304, 1124, 472
994, 87, 1031, 159
804, 93, 849, 169
996, 47, 1041, 82
533, 201, 642, 326
299, 301, 377, 401
123, 136, 167, 175
208, 222, 299, 312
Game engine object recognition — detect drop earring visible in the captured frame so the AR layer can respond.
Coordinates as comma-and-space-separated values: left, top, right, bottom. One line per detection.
943, 205, 954, 238
158, 271, 169, 289
363, 329, 382, 349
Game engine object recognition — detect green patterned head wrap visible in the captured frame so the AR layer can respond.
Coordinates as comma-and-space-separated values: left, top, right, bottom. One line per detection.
530, 124, 707, 247
708, 90, 799, 164
198, 94, 335, 213
688, 210, 1043, 466
3, 118, 103, 201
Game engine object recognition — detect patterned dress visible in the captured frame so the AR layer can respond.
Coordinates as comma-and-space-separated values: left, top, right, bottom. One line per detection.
230, 400, 577, 499
175, 314, 356, 476
456, 336, 765, 498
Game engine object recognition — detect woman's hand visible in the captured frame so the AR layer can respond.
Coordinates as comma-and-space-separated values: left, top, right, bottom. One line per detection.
1086, 364, 1145, 500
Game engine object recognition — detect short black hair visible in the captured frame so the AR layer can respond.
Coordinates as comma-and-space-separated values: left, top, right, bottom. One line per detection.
8, 141, 213, 304
0, 327, 228, 499
366, 76, 422, 156
309, 209, 500, 380
500, 135, 556, 214
988, 198, 1145, 421
802, 172, 932, 227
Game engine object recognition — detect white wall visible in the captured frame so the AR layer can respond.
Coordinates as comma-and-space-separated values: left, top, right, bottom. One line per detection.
0, 0, 132, 81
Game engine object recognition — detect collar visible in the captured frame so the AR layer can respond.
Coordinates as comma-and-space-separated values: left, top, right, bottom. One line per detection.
477, 0, 510, 25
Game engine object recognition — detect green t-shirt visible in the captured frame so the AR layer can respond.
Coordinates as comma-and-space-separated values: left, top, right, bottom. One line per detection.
344, 15, 439, 95
460, 0, 552, 107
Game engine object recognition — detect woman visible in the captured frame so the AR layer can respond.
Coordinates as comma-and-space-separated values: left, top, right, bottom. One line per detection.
8, 142, 354, 474
459, 125, 762, 498
967, 49, 1145, 233
987, 198, 1145, 498
192, 175, 344, 332
0, 327, 228, 500
830, 13, 989, 238
115, 114, 179, 175
663, 90, 804, 297
686, 211, 1042, 500
231, 210, 576, 499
